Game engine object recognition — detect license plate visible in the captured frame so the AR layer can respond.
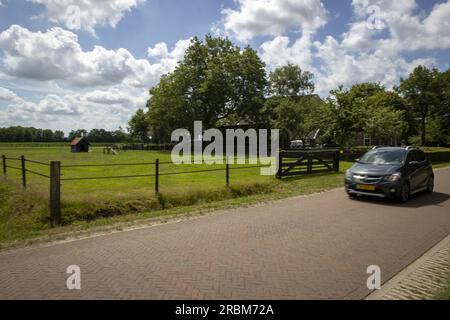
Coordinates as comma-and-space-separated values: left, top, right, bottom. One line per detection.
356, 184, 376, 191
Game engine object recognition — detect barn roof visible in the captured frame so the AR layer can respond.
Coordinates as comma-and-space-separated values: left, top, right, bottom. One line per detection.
70, 137, 90, 146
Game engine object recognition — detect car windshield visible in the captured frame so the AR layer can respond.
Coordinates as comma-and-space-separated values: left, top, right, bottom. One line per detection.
359, 150, 406, 165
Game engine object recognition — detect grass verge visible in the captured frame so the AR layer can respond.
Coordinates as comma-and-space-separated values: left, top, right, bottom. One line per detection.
435, 274, 450, 300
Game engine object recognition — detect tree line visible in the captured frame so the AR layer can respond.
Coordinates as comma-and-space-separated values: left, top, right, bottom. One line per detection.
128, 35, 450, 148
0, 127, 65, 142
67, 128, 128, 143
0, 126, 129, 143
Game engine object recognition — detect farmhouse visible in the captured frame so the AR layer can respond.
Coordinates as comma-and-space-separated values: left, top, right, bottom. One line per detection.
70, 137, 90, 153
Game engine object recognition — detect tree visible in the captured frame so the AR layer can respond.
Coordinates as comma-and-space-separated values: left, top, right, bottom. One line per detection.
146, 35, 267, 142
68, 129, 88, 141
53, 130, 65, 142
264, 63, 322, 147
432, 69, 450, 146
268, 63, 314, 97
323, 83, 407, 148
113, 127, 129, 142
0, 127, 66, 142
269, 97, 304, 146
365, 92, 407, 145
325, 86, 365, 148
397, 65, 441, 146
265, 95, 327, 147
128, 109, 150, 142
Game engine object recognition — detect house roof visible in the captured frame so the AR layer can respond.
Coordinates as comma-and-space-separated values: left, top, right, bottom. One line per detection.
70, 137, 89, 146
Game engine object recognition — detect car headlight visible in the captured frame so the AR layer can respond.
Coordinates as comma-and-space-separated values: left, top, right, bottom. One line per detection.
345, 170, 353, 180
387, 172, 402, 182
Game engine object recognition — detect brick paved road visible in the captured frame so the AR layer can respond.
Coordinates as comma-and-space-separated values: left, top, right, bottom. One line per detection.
1, 168, 449, 300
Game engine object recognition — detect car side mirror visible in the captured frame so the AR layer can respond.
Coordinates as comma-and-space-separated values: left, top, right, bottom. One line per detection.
355, 158, 360, 163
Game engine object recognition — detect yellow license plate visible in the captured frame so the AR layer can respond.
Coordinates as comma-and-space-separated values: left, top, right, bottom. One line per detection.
356, 184, 376, 191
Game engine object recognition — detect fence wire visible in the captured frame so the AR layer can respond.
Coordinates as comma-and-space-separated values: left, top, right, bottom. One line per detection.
25, 169, 50, 179
5, 165, 21, 171
25, 159, 50, 167
61, 173, 156, 181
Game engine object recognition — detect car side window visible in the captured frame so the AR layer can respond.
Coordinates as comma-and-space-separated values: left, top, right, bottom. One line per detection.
406, 151, 415, 164
417, 151, 426, 162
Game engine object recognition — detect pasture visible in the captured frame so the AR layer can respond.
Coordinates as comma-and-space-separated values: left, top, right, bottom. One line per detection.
0, 145, 276, 202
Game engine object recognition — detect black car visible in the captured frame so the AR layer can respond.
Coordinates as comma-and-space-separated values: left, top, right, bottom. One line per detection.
345, 147, 434, 202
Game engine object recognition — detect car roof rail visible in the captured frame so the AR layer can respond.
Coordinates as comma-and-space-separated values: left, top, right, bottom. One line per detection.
371, 145, 390, 150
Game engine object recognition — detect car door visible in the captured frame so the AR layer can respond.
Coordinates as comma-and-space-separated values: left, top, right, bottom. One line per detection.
415, 150, 429, 188
406, 151, 421, 191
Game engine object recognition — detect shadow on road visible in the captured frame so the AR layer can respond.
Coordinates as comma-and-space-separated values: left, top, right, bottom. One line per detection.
350, 192, 450, 209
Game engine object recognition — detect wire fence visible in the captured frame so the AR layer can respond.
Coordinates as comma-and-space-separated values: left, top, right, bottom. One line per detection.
1, 154, 272, 226
1, 151, 340, 227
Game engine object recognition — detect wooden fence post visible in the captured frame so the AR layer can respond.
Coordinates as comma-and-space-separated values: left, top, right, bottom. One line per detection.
50, 161, 61, 226
2, 155, 6, 177
276, 152, 282, 179
334, 150, 340, 172
21, 155, 26, 189
155, 158, 159, 195
226, 156, 230, 187
307, 153, 313, 174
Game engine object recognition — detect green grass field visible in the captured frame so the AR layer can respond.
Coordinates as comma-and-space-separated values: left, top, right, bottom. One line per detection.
1, 143, 449, 248
0, 145, 277, 201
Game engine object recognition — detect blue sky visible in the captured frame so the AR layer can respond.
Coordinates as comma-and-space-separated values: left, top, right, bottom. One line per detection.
0, 0, 449, 133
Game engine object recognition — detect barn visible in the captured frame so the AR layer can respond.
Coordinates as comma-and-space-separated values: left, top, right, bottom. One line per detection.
70, 137, 90, 153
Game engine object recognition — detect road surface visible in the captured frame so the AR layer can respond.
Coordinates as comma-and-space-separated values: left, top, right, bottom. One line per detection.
1, 168, 449, 299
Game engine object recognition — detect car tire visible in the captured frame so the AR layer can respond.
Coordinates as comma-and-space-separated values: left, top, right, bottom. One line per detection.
426, 176, 434, 194
399, 183, 410, 203
347, 192, 357, 198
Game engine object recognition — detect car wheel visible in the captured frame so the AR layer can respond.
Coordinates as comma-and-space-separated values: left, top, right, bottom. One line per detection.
426, 176, 434, 194
399, 183, 410, 203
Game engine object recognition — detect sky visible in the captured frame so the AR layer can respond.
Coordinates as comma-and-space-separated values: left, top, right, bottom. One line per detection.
0, 0, 449, 134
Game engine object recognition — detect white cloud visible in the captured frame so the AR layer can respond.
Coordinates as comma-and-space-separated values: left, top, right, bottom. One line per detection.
84, 87, 136, 105
258, 0, 448, 96
260, 33, 314, 70
341, 21, 380, 51
313, 36, 435, 95
349, 0, 450, 52
0, 25, 191, 89
0, 87, 150, 131
30, 0, 145, 35
222, 0, 327, 42
394, 1, 450, 50
2, 1, 449, 130
0, 86, 20, 102
352, 0, 416, 18
36, 94, 82, 115
0, 25, 191, 131
146, 38, 192, 74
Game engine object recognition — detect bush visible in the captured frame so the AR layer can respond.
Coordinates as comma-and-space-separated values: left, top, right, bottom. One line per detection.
340, 148, 450, 163
424, 151, 450, 164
